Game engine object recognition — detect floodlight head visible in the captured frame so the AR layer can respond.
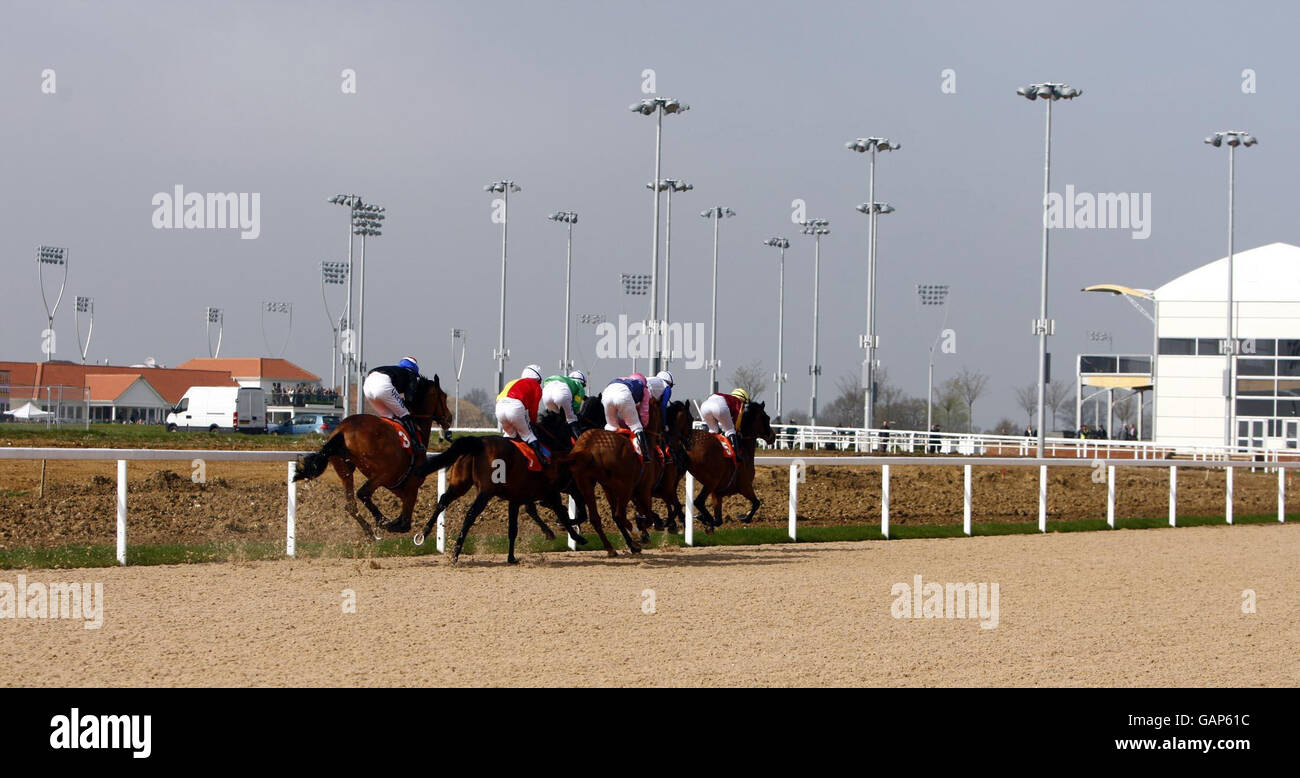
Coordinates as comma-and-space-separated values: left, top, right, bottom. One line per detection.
76, 296, 92, 313
36, 245, 67, 265
764, 237, 790, 249
1204, 135, 1222, 147
1243, 134, 1258, 147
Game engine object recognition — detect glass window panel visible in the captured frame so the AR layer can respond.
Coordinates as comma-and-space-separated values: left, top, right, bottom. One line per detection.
1278, 400, 1300, 418
1279, 340, 1300, 357
1241, 338, 1275, 356
1197, 338, 1225, 356
1118, 356, 1152, 373
1237, 359, 1275, 376
1236, 378, 1274, 396
1080, 356, 1117, 373
1277, 380, 1300, 397
1236, 399, 1275, 416
1158, 338, 1195, 356
1279, 359, 1300, 377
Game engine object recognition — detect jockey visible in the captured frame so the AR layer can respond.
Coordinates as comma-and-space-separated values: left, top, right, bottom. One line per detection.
363, 356, 427, 459
699, 387, 749, 454
602, 372, 652, 459
645, 370, 674, 432
542, 369, 587, 439
496, 364, 548, 465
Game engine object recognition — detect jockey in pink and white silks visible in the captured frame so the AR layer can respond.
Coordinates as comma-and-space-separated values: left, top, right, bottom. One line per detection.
363, 356, 427, 458
601, 372, 651, 457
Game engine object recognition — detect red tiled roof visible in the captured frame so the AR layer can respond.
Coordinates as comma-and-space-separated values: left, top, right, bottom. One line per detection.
174, 357, 320, 382
0, 361, 238, 404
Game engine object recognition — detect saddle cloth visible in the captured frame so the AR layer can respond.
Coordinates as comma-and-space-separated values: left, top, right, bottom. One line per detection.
508, 438, 544, 472
712, 433, 737, 462
616, 428, 645, 462
380, 417, 420, 464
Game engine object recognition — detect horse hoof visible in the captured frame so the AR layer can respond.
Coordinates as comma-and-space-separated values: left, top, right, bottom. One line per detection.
507, 556, 519, 565
606, 549, 619, 558
574, 534, 588, 546
413, 533, 425, 546
383, 520, 411, 533
628, 545, 642, 555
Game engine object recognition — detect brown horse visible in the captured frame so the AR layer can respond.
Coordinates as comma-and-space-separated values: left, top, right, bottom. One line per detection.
413, 410, 586, 564
652, 400, 694, 530
683, 400, 776, 527
293, 375, 454, 539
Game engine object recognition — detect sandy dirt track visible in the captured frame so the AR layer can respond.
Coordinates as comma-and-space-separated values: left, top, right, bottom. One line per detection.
2, 523, 1297, 687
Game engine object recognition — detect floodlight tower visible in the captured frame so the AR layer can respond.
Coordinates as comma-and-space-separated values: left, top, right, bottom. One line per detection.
763, 238, 790, 419
548, 210, 579, 372
36, 246, 68, 362
701, 206, 736, 393
485, 180, 521, 393
799, 220, 830, 425
75, 296, 94, 364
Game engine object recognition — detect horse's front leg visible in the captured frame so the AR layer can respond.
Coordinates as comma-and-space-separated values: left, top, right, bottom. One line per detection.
522, 501, 556, 541
333, 460, 377, 540
506, 502, 521, 564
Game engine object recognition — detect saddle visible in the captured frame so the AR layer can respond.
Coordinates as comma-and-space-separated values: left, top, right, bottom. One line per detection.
509, 438, 545, 472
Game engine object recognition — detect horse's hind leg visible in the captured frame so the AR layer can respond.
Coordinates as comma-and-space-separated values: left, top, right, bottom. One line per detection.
580, 482, 617, 557
540, 492, 586, 546
451, 493, 491, 564
332, 459, 376, 540
506, 502, 521, 564
738, 482, 761, 524
382, 482, 420, 533
693, 484, 717, 532
606, 486, 642, 554
417, 473, 471, 540
356, 479, 388, 528
522, 501, 556, 541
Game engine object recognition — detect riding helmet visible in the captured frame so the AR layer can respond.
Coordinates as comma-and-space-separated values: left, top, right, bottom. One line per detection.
398, 356, 420, 373
568, 369, 588, 386
522, 364, 543, 381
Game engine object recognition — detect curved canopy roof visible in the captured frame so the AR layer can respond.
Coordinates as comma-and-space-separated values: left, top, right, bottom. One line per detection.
1081, 283, 1153, 300
1153, 242, 1300, 302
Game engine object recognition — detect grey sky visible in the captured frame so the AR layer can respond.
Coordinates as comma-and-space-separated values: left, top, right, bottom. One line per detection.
2, 0, 1297, 428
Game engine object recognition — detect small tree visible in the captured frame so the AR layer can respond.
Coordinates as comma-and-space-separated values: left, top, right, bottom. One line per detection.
464, 387, 492, 419
730, 360, 768, 402
1014, 383, 1037, 428
953, 367, 990, 433
1044, 380, 1075, 432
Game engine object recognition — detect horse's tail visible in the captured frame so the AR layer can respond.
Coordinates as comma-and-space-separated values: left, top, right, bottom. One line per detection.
415, 434, 484, 477
294, 431, 347, 482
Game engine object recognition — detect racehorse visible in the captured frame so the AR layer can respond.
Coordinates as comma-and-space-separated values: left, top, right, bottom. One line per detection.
412, 410, 586, 564
576, 393, 678, 538
293, 375, 454, 539
682, 400, 776, 527
653, 400, 694, 530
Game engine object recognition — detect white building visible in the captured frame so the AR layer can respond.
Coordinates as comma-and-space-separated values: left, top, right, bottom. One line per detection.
1085, 242, 1300, 451
1151, 242, 1300, 450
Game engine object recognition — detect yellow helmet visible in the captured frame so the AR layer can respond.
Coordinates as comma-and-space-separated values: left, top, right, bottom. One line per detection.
731, 388, 750, 403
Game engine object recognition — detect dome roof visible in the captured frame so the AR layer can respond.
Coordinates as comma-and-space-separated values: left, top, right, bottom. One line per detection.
1154, 242, 1300, 302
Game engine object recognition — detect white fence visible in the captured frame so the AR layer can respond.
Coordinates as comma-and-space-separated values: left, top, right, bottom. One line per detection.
0, 447, 1291, 563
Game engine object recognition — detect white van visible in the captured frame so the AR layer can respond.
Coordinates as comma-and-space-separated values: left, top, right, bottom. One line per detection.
165, 386, 267, 433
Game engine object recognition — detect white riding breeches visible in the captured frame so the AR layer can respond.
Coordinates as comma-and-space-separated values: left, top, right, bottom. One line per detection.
363, 372, 409, 418
601, 383, 642, 433
495, 397, 537, 443
699, 394, 735, 436
541, 382, 578, 424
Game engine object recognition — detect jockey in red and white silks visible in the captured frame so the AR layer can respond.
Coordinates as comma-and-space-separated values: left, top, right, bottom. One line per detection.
699, 387, 748, 453
496, 364, 548, 464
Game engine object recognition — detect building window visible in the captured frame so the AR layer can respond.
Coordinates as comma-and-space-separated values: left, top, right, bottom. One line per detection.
1236, 399, 1274, 416
1157, 338, 1195, 355
1237, 359, 1274, 376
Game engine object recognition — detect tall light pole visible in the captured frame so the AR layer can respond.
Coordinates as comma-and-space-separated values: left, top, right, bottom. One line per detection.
485, 180, 520, 393
36, 246, 68, 363
351, 203, 385, 413
74, 296, 94, 364
918, 284, 950, 435
631, 96, 689, 376
648, 178, 693, 366
205, 306, 224, 358
321, 261, 348, 394
620, 273, 650, 374
261, 301, 294, 358
847, 137, 900, 430
764, 238, 790, 420
701, 206, 736, 393
1205, 130, 1258, 449
450, 328, 467, 428
800, 219, 830, 425
548, 210, 579, 372
1017, 81, 1082, 455
329, 194, 362, 414
854, 199, 896, 428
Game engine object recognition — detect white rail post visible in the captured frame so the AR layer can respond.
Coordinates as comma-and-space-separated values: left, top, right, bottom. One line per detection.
116, 459, 127, 565
567, 495, 578, 551
1225, 466, 1234, 525
1106, 465, 1115, 528
1280, 467, 1286, 523
1169, 465, 1177, 527
1038, 464, 1048, 533
684, 472, 695, 546
963, 464, 972, 536
788, 463, 798, 541
286, 461, 296, 558
436, 468, 447, 553
881, 464, 891, 539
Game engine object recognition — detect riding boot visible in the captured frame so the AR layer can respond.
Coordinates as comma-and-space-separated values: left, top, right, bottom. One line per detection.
635, 430, 651, 461
528, 438, 550, 466
400, 415, 425, 460
726, 432, 741, 457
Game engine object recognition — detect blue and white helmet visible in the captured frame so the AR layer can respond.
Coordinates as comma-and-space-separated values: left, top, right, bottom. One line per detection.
655, 370, 674, 387
397, 356, 420, 373
521, 364, 543, 381
568, 369, 587, 386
